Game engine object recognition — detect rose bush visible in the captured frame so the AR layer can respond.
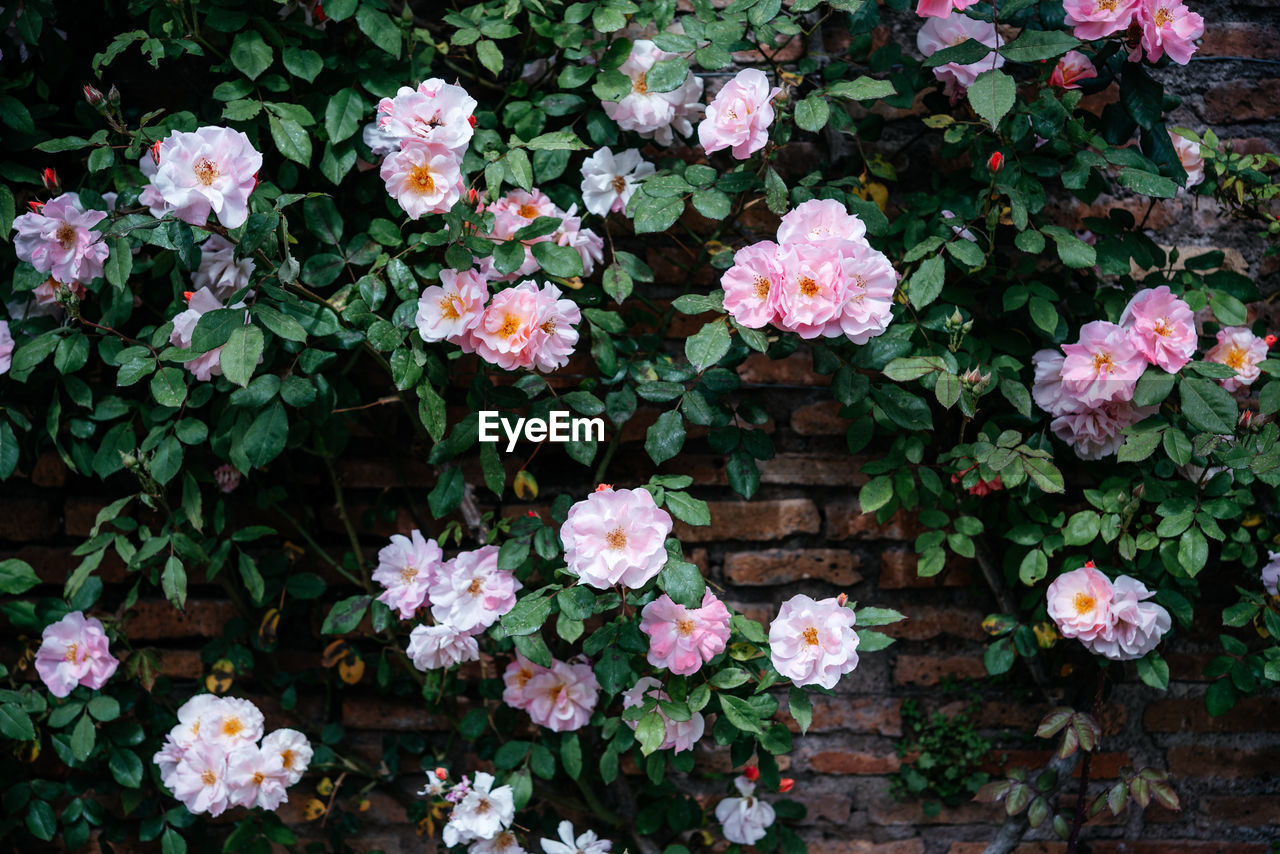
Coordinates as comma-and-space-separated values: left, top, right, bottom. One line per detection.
0, 0, 1277, 852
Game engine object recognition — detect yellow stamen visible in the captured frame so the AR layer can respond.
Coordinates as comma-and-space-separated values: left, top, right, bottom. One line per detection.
1225, 347, 1248, 370
408, 164, 436, 195
1091, 352, 1114, 373
803, 627, 820, 646
1073, 592, 1095, 615
677, 618, 696, 637
193, 157, 219, 187
611, 175, 627, 194
201, 770, 217, 785
439, 294, 463, 321
497, 313, 521, 338
518, 203, 540, 219
605, 527, 627, 550
55, 224, 77, 250
753, 277, 770, 300
798, 276, 819, 298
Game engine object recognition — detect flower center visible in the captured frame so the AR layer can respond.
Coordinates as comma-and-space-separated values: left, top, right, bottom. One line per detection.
1091, 352, 1114, 373
1073, 592, 1095, 614
515, 668, 533, 688
222, 717, 244, 738
798, 276, 820, 298
193, 157, 219, 187
498, 313, 521, 338
753, 276, 770, 300
540, 318, 557, 335
494, 832, 516, 851
518, 203, 540, 219
1225, 346, 1248, 370
467, 577, 484, 595
677, 618, 696, 637
440, 294, 463, 321
400, 565, 418, 583
409, 164, 436, 194
281, 750, 295, 769
1153, 318, 1171, 337
632, 76, 648, 94
252, 771, 265, 785
55, 224, 77, 250
64, 643, 80, 663
475, 797, 491, 814
201, 770, 217, 786
803, 626, 820, 646
605, 526, 628, 550
1154, 5, 1172, 26
1097, 0, 1117, 10
611, 175, 628, 194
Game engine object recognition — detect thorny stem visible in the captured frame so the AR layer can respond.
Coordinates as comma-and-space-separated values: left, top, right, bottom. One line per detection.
324, 455, 370, 577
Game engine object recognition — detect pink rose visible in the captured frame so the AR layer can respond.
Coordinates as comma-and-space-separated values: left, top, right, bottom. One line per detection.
1205, 327, 1269, 392
524, 657, 599, 732
0, 320, 12, 377
502, 654, 549, 711
698, 69, 781, 160
150, 127, 262, 229
417, 269, 489, 344
376, 78, 477, 154
837, 243, 899, 344
917, 16, 1004, 100
525, 282, 582, 373
193, 235, 255, 300
1046, 565, 1114, 642
602, 40, 705, 147
715, 775, 776, 845
168, 740, 233, 817
560, 486, 674, 590
1136, 0, 1203, 64
775, 242, 848, 339
768, 594, 860, 689
1085, 576, 1171, 660
554, 207, 604, 277
34, 611, 119, 698
1050, 399, 1155, 460
1262, 550, 1280, 597
1060, 320, 1147, 407
721, 241, 784, 329
227, 744, 290, 810
260, 728, 313, 786
1049, 51, 1098, 89
915, 0, 980, 17
776, 198, 868, 250
579, 147, 655, 217
372, 530, 444, 620
430, 545, 522, 634
1119, 286, 1197, 373
380, 139, 464, 219
407, 623, 481, 671
203, 696, 266, 749
1031, 349, 1084, 417
467, 281, 543, 370
1063, 0, 1139, 40
12, 192, 109, 284
168, 287, 252, 382
621, 676, 705, 753
1168, 131, 1204, 187
640, 590, 732, 676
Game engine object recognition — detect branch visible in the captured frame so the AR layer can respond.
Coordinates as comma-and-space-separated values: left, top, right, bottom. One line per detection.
982, 751, 1080, 854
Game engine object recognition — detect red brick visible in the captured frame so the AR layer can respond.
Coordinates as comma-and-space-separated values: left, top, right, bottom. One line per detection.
1091, 844, 1268, 854
0, 498, 60, 542
1168, 744, 1280, 778
981, 749, 1129, 779
1205, 78, 1280, 124
17, 545, 129, 585
124, 600, 238, 640
806, 749, 901, 774
947, 845, 1064, 854
790, 401, 850, 436
963, 701, 1127, 736
64, 497, 108, 538
778, 697, 903, 736
807, 841, 923, 854
826, 501, 923, 541
674, 499, 820, 543
1144, 696, 1278, 733
31, 452, 67, 488
738, 352, 831, 386
157, 650, 203, 679
869, 796, 1000, 825
723, 548, 862, 586
693, 742, 791, 773
882, 605, 985, 641
878, 549, 974, 588
342, 697, 454, 731
758, 453, 867, 487
893, 654, 988, 687
1201, 22, 1280, 58
1199, 796, 1280, 826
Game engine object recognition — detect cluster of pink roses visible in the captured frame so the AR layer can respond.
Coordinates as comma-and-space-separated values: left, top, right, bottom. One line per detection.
602, 40, 704, 147
140, 126, 262, 229
152, 695, 312, 816
1046, 562, 1171, 660
502, 653, 600, 733
474, 187, 604, 282
11, 190, 108, 327
415, 271, 582, 373
721, 198, 898, 343
369, 531, 521, 672
35, 611, 119, 698
1063, 0, 1203, 65
373, 78, 476, 219
1034, 286, 1271, 459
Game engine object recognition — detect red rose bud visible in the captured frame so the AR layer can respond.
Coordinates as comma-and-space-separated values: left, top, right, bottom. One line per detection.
434, 767, 448, 780
27, 200, 45, 214
150, 139, 162, 164
526, 510, 538, 517
988, 151, 1004, 172
468, 188, 479, 205
1084, 560, 1095, 568
836, 592, 848, 607
183, 291, 195, 301
778, 778, 795, 793
83, 84, 104, 106
42, 168, 59, 193
1266, 334, 1277, 348
314, 1, 327, 21
595, 483, 612, 492
469, 115, 477, 127
743, 766, 760, 782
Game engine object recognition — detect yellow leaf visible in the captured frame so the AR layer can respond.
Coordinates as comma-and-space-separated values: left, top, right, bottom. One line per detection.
316, 777, 335, 797
513, 470, 539, 501
303, 798, 327, 821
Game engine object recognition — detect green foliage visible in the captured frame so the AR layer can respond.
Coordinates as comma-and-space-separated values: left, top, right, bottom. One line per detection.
890, 699, 992, 817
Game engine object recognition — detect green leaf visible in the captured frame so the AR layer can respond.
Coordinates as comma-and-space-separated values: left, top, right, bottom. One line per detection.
476, 40, 503, 76
219, 324, 263, 388
788, 687, 812, 735
719, 694, 763, 734
105, 237, 133, 288
645, 410, 686, 465
794, 96, 830, 132
26, 801, 55, 842
1179, 377, 1238, 434
322, 595, 372, 634
1000, 30, 1081, 62
855, 606, 906, 627
269, 114, 312, 166
282, 47, 323, 82
110, 748, 144, 788
242, 402, 288, 468
530, 241, 584, 278
1018, 549, 1048, 585
633, 196, 684, 234
645, 58, 689, 93
1041, 225, 1097, 269
230, 31, 272, 80
162, 555, 186, 610
967, 69, 1016, 129
859, 476, 893, 513
71, 712, 96, 761
685, 321, 731, 371
0, 704, 36, 740
636, 711, 667, 756
659, 559, 706, 608
0, 559, 39, 594
1177, 527, 1208, 576
1204, 678, 1236, 717
984, 636, 1016, 675
356, 6, 401, 56
1022, 456, 1065, 493
1063, 510, 1101, 546
827, 77, 896, 100
1133, 368, 1177, 407
1117, 169, 1179, 199
325, 88, 366, 143
1136, 653, 1170, 691
664, 491, 711, 527
524, 131, 588, 151
907, 255, 944, 309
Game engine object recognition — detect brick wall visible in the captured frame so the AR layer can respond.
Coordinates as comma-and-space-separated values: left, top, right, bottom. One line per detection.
6, 3, 1280, 854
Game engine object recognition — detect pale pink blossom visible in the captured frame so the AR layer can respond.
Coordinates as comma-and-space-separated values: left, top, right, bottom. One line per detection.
540, 821, 611, 854
193, 235, 255, 300
768, 594, 860, 689
775, 242, 848, 339
0, 321, 12, 376
1049, 51, 1098, 89
561, 486, 674, 589
227, 744, 290, 810
1205, 327, 1269, 392
698, 69, 781, 160
168, 287, 243, 382
442, 772, 515, 846
380, 139, 464, 219
376, 79, 477, 154
1084, 576, 1171, 660
525, 283, 582, 373
472, 830, 528, 854
1063, 0, 1139, 40
407, 623, 481, 671
915, 0, 980, 17
721, 241, 784, 329
776, 198, 868, 250
34, 611, 119, 698
1050, 400, 1155, 460
1136, 0, 1203, 64
203, 696, 266, 749
1060, 320, 1147, 406
502, 654, 549, 711
602, 40, 705, 147
555, 208, 604, 276
150, 127, 262, 228
524, 657, 599, 732
1046, 564, 1114, 643
260, 728, 313, 786
417, 269, 488, 344
1032, 349, 1084, 417
430, 545, 521, 633
1262, 551, 1280, 596
168, 693, 225, 750
363, 121, 401, 157
714, 776, 776, 846
138, 152, 170, 218
1169, 131, 1204, 187
837, 244, 899, 344
579, 148, 654, 217
474, 189, 563, 282
168, 740, 233, 816
640, 590, 732, 676
621, 676, 705, 753
372, 530, 445, 620
12, 193, 109, 284
468, 281, 543, 370
917, 16, 1004, 99
1119, 286, 1196, 373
